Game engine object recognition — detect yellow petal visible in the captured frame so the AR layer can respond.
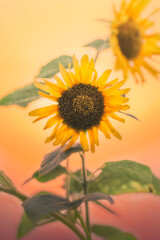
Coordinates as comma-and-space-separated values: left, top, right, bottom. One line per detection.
111, 88, 130, 96
29, 105, 58, 116
60, 129, 75, 146
95, 70, 112, 88
86, 58, 95, 84
43, 79, 62, 96
33, 114, 49, 123
98, 121, 111, 139
105, 96, 129, 105
93, 127, 99, 146
64, 132, 79, 151
38, 91, 58, 102
108, 113, 125, 123
45, 120, 62, 143
80, 131, 89, 152
44, 115, 60, 129
54, 75, 68, 90
53, 125, 69, 146
73, 55, 80, 78
80, 55, 89, 83
119, 104, 130, 111
103, 78, 119, 89
103, 80, 126, 95
55, 123, 68, 139
91, 70, 98, 85
34, 82, 50, 93
142, 60, 159, 77
129, 0, 150, 18
88, 128, 95, 153
104, 117, 122, 139
120, 0, 126, 11
59, 63, 72, 87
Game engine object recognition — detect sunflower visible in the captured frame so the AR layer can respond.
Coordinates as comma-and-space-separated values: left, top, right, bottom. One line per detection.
29, 55, 130, 153
110, 0, 160, 83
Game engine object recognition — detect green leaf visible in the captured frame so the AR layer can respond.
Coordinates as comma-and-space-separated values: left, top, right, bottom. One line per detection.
0, 171, 27, 201
68, 169, 91, 194
17, 213, 35, 239
39, 143, 83, 175
17, 214, 56, 239
0, 83, 40, 107
94, 201, 116, 215
84, 39, 110, 51
23, 144, 83, 185
24, 165, 68, 184
88, 160, 160, 195
37, 55, 73, 78
18, 191, 57, 239
0, 171, 16, 191
152, 175, 160, 194
22, 193, 113, 222
91, 225, 136, 240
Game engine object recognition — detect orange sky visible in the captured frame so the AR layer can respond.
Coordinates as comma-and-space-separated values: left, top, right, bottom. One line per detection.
0, 0, 160, 240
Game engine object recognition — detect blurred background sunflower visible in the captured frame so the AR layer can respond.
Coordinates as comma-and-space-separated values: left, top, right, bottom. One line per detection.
110, 0, 160, 83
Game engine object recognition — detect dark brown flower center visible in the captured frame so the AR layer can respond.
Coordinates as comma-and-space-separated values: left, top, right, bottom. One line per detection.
73, 95, 94, 116
58, 83, 104, 131
117, 19, 142, 59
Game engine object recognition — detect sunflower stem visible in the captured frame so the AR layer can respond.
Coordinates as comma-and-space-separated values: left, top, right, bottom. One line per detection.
66, 158, 71, 219
75, 210, 90, 240
66, 158, 69, 199
0, 187, 28, 201
80, 152, 92, 240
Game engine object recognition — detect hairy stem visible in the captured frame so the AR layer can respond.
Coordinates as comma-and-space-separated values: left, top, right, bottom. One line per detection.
66, 158, 72, 220
66, 158, 70, 199
76, 210, 90, 239
80, 152, 91, 240
0, 187, 27, 201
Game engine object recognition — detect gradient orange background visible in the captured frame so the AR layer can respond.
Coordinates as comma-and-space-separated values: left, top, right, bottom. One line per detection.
0, 0, 160, 239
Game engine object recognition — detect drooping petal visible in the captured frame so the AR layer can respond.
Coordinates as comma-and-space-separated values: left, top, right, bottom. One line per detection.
80, 131, 89, 152
108, 113, 125, 123
98, 121, 111, 139
45, 120, 63, 143
88, 128, 95, 153
53, 125, 70, 146
93, 126, 99, 146
44, 114, 61, 129
64, 132, 79, 151
103, 117, 122, 139
33, 114, 50, 123
60, 129, 75, 147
